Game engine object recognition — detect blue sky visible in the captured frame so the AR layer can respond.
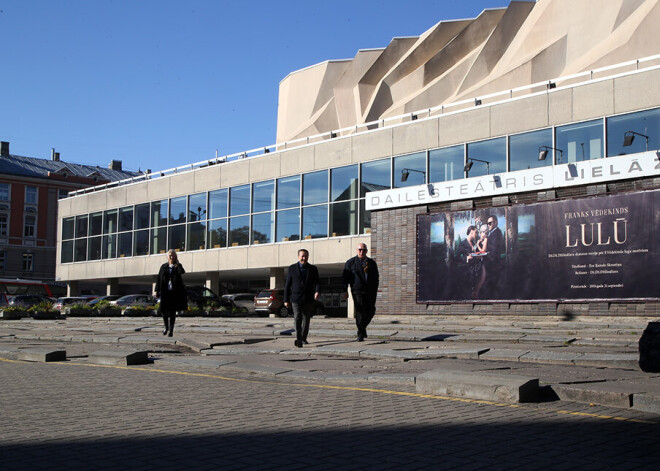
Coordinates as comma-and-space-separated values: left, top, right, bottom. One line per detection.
0, 0, 511, 173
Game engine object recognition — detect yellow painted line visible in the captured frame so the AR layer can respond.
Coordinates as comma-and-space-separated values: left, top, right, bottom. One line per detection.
1, 357, 655, 424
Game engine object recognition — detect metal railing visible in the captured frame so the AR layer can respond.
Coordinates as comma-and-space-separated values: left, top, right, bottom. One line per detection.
68, 53, 660, 198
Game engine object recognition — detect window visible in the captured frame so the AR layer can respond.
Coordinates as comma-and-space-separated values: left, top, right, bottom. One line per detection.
276, 209, 300, 242
0, 213, 7, 236
25, 186, 37, 205
89, 212, 103, 236
360, 159, 390, 197
208, 219, 227, 248
168, 225, 186, 251
228, 215, 249, 246
150, 227, 167, 255
187, 222, 206, 250
252, 212, 274, 244
75, 215, 88, 238
188, 193, 207, 222
88, 236, 102, 260
252, 180, 275, 213
230, 185, 250, 216
509, 128, 553, 171
302, 205, 327, 239
208, 189, 228, 219
0, 183, 9, 201
330, 200, 357, 237
555, 119, 603, 163
331, 165, 358, 201
24, 215, 36, 238
169, 197, 186, 224
61, 240, 74, 263
134, 230, 150, 256
429, 145, 464, 183
394, 152, 426, 188
22, 253, 34, 272
135, 203, 150, 229
607, 108, 660, 156
119, 207, 134, 232
62, 217, 75, 240
151, 200, 168, 227
104, 209, 118, 234
277, 176, 300, 209
303, 170, 328, 206
118, 232, 132, 257
0, 251, 5, 270
467, 137, 506, 177
58, 189, 68, 199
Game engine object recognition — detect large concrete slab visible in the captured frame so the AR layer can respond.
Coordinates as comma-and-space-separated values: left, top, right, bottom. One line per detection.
17, 348, 66, 363
632, 393, 660, 414
88, 350, 149, 366
416, 369, 539, 403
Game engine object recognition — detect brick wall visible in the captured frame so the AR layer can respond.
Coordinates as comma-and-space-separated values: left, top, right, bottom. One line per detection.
371, 178, 660, 317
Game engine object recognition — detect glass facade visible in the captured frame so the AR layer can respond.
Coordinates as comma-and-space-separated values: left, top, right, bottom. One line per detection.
59, 107, 660, 264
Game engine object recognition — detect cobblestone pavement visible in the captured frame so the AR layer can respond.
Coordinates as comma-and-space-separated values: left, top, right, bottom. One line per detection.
1, 357, 659, 470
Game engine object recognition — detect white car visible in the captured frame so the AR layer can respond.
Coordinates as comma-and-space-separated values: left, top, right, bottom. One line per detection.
221, 293, 256, 313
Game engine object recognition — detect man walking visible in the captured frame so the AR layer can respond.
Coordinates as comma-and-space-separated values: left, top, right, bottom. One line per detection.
284, 248, 320, 348
342, 243, 379, 342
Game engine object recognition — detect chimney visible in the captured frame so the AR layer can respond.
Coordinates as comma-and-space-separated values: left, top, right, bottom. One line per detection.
109, 160, 123, 171
0, 141, 9, 156
51, 148, 60, 161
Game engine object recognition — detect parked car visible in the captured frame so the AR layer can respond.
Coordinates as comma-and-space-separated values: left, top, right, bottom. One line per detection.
254, 289, 324, 318
186, 285, 221, 309
87, 295, 122, 306
54, 297, 89, 311
110, 294, 157, 307
221, 293, 257, 314
7, 294, 53, 308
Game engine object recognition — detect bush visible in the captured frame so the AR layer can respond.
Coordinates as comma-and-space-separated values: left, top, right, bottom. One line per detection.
28, 300, 56, 313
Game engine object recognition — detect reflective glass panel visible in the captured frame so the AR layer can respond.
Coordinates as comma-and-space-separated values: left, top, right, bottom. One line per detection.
187, 222, 206, 250
150, 227, 167, 255
429, 145, 464, 182
252, 180, 275, 213
135, 203, 150, 230
361, 159, 391, 197
168, 225, 186, 251
252, 212, 274, 244
209, 189, 228, 219
359, 200, 372, 234
509, 128, 553, 171
104, 209, 118, 234
188, 193, 207, 222
88, 236, 102, 261
303, 170, 328, 206
151, 200, 168, 227
74, 239, 87, 262
607, 108, 660, 156
75, 215, 88, 238
89, 212, 103, 236
134, 230, 149, 256
119, 207, 133, 232
61, 240, 73, 263
102, 234, 116, 259
62, 217, 75, 240
394, 152, 426, 188
229, 215, 249, 246
331, 165, 358, 202
230, 185, 250, 216
330, 201, 358, 236
276, 209, 300, 242
118, 232, 132, 257
169, 197, 187, 224
277, 175, 300, 209
208, 219, 227, 249
302, 205, 327, 239
555, 119, 603, 163
466, 137, 506, 177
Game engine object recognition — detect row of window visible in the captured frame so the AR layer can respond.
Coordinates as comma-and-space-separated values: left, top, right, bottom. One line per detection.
60, 107, 659, 263
0, 251, 35, 272
0, 184, 39, 204
0, 183, 39, 241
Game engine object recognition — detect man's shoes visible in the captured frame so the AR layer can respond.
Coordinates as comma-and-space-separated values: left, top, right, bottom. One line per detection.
168, 331, 173, 337
357, 335, 364, 342
162, 329, 168, 335
294, 339, 303, 348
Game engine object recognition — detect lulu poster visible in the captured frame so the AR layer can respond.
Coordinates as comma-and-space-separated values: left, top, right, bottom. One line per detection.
417, 189, 659, 302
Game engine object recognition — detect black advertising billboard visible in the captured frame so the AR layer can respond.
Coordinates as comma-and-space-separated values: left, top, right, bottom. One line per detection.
417, 190, 659, 302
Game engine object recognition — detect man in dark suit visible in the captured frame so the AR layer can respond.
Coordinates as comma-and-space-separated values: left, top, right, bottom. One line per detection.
484, 215, 504, 294
342, 243, 379, 342
284, 248, 320, 348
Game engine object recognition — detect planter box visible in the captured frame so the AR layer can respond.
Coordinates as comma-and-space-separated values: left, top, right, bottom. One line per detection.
29, 310, 60, 320
205, 309, 232, 317
180, 309, 204, 317
94, 307, 122, 317
0, 308, 28, 320
122, 308, 155, 317
65, 307, 93, 317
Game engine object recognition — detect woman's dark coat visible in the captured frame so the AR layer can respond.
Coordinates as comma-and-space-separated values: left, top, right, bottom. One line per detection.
156, 262, 187, 312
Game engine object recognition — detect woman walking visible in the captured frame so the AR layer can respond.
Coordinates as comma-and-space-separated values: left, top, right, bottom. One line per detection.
156, 249, 187, 337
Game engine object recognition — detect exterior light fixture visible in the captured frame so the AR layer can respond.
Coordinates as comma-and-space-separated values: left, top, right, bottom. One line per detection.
539, 145, 563, 162
547, 81, 556, 89
400, 168, 426, 182
464, 158, 490, 174
623, 131, 649, 151
474, 98, 482, 106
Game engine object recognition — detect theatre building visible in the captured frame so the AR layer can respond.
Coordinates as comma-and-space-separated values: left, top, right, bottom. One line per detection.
56, 0, 660, 316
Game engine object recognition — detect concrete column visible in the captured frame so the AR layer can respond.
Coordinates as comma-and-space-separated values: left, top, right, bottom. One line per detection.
270, 267, 285, 289
66, 281, 79, 297
107, 278, 119, 295
205, 271, 220, 295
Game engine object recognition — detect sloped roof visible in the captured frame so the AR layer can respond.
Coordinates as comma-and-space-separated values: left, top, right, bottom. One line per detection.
0, 153, 141, 181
